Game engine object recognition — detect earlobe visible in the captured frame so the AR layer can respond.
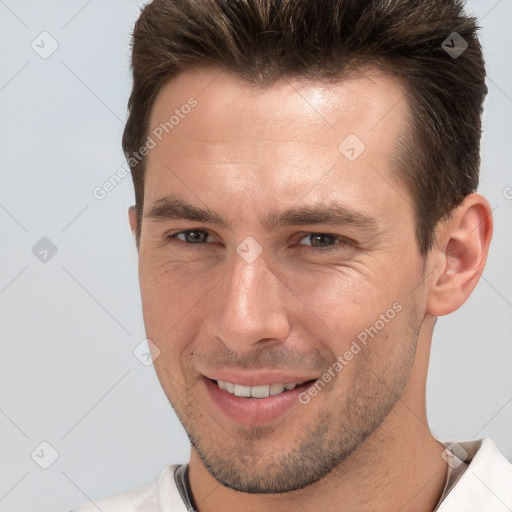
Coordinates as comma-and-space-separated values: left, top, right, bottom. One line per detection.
426, 193, 493, 317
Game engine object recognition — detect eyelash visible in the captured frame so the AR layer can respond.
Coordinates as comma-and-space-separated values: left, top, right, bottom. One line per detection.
167, 230, 352, 253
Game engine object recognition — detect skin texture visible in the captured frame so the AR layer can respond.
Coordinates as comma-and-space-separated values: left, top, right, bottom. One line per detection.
128, 68, 493, 512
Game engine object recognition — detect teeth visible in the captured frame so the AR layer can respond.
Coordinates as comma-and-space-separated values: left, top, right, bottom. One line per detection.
269, 383, 285, 396
233, 384, 251, 397
251, 385, 270, 398
217, 380, 304, 398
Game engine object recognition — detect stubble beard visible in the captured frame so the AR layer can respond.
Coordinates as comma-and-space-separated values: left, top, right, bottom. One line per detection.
168, 320, 421, 494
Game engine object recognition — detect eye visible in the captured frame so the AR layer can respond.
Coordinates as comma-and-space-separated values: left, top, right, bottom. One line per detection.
166, 230, 353, 254
168, 230, 214, 245
296, 233, 352, 252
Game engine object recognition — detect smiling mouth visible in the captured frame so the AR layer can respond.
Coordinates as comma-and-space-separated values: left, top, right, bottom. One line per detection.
203, 376, 319, 424
214, 379, 316, 398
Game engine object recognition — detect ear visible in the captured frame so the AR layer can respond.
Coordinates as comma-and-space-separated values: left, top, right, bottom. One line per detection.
426, 193, 493, 317
128, 206, 139, 247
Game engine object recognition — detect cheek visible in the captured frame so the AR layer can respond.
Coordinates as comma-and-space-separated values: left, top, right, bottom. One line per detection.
138, 255, 218, 361
293, 264, 415, 360
324, 306, 416, 404
285, 266, 387, 329
139, 254, 207, 319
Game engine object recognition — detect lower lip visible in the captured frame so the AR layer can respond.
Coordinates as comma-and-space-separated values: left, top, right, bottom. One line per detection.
203, 377, 314, 425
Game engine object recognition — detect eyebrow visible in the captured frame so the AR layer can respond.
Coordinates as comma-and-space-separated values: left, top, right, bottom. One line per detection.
144, 195, 378, 232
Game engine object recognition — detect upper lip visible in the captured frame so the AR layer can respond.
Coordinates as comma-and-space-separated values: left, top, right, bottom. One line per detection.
202, 370, 318, 387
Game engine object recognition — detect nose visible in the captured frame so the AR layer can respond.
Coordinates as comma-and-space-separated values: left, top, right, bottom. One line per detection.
208, 244, 291, 353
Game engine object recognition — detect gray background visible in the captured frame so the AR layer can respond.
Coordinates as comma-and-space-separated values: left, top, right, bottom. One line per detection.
0, 1, 511, 511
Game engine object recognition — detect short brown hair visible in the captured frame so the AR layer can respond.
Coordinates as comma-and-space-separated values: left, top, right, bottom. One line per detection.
123, 0, 487, 253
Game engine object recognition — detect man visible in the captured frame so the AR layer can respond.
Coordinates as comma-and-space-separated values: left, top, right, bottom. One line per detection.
72, 0, 512, 510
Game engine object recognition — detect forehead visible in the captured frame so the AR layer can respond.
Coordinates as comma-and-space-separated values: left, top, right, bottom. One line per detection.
144, 67, 413, 226
149, 66, 410, 141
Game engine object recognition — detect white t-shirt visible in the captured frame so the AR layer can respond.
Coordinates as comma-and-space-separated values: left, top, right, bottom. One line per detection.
68, 438, 512, 512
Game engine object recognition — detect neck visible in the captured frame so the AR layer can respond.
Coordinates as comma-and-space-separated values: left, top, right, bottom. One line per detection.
188, 316, 447, 512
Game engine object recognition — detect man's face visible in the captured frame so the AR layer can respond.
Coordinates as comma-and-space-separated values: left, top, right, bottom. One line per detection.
136, 68, 428, 492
